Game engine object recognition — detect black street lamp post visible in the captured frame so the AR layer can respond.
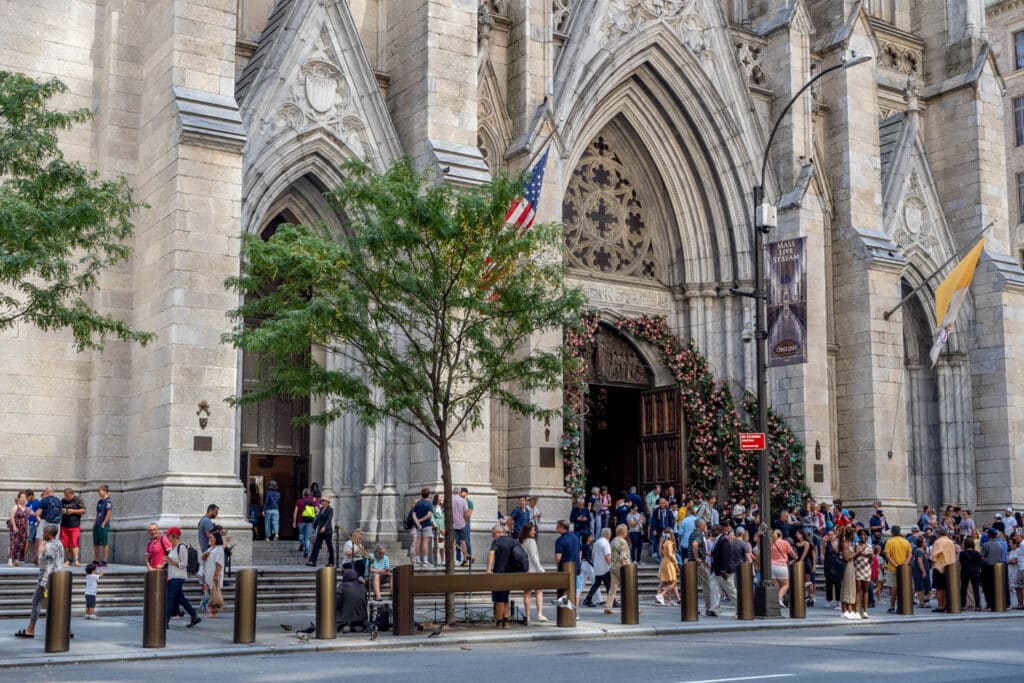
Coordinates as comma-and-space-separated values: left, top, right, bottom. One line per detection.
733, 53, 871, 618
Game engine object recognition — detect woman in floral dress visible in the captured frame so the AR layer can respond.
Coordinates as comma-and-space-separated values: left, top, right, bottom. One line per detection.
7, 491, 29, 566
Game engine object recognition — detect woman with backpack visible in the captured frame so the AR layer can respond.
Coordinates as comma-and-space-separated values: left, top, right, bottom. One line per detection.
823, 530, 842, 608
518, 523, 547, 623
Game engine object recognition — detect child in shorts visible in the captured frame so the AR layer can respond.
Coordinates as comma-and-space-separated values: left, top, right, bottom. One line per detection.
84, 563, 103, 619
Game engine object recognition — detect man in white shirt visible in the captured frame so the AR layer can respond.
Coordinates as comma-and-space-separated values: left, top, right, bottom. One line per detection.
164, 527, 201, 628
1004, 508, 1018, 537
582, 528, 612, 607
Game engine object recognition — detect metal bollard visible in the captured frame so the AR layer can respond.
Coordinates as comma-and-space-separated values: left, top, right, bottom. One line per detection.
736, 562, 754, 620
945, 562, 961, 614
557, 562, 576, 627
789, 561, 806, 619
620, 563, 639, 625
44, 570, 72, 653
143, 567, 167, 648
392, 564, 414, 635
316, 565, 337, 639
993, 563, 1007, 612
233, 567, 258, 644
680, 561, 698, 622
897, 564, 914, 615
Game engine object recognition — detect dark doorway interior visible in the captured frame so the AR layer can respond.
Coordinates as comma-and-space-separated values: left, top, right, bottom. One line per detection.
584, 384, 642, 496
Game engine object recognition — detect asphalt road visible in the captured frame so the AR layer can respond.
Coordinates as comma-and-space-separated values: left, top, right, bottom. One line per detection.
19, 619, 1022, 682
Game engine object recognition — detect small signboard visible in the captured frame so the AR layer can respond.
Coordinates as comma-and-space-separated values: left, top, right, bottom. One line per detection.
739, 433, 766, 451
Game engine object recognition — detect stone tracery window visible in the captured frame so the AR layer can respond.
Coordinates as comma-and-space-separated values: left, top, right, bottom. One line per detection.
563, 134, 660, 281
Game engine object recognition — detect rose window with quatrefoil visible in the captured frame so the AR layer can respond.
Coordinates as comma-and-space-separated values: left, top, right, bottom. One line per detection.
563, 134, 660, 281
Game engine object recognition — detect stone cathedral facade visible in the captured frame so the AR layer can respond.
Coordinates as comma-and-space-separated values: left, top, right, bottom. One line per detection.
2, 0, 1024, 563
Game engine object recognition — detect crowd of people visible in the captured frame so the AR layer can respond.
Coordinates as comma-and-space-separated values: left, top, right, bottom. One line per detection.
7, 485, 109, 568
482, 484, 1024, 622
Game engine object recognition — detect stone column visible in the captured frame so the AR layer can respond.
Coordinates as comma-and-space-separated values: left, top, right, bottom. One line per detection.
759, 16, 834, 502
384, 0, 487, 181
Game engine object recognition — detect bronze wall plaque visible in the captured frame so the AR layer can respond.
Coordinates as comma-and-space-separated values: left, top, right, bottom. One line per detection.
539, 447, 556, 468
194, 436, 213, 451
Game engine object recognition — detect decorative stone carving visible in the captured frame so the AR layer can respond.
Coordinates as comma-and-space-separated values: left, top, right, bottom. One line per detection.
570, 277, 672, 312
257, 29, 374, 163
603, 0, 706, 52
553, 0, 573, 34
302, 60, 344, 113
583, 324, 652, 387
893, 176, 939, 253
563, 134, 661, 281
877, 39, 922, 75
735, 39, 766, 87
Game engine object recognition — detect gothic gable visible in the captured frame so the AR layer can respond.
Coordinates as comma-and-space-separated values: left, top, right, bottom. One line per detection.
236, 0, 402, 231
478, 59, 514, 173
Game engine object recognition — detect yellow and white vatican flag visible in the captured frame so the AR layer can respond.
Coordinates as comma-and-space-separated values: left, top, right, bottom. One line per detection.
929, 239, 984, 366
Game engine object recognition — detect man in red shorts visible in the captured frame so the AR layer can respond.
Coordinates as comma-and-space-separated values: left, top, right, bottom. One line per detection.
59, 488, 86, 567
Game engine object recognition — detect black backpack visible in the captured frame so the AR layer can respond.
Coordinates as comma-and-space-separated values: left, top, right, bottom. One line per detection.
404, 508, 415, 530
373, 604, 392, 632
507, 542, 530, 573
176, 543, 201, 575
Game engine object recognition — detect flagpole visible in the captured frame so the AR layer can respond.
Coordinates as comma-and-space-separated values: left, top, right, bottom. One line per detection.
881, 220, 995, 321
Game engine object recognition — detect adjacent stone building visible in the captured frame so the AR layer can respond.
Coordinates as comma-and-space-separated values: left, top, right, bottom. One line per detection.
2, 0, 1023, 562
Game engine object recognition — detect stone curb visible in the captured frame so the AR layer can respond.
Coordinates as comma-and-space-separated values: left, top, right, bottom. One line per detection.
2, 610, 1021, 668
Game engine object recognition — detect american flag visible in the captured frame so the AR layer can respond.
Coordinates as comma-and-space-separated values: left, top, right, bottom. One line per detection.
483, 148, 550, 287
504, 147, 549, 235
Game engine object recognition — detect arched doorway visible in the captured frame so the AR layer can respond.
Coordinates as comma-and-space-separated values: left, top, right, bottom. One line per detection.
901, 279, 941, 508
581, 323, 686, 496
238, 213, 311, 540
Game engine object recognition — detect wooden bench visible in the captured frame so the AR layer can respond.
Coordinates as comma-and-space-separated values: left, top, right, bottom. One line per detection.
391, 563, 577, 635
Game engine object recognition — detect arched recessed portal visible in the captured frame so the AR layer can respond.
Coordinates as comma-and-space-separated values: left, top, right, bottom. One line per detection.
901, 279, 940, 508
239, 212, 311, 540
581, 323, 687, 495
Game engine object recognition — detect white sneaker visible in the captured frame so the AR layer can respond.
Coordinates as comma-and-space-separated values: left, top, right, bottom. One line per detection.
841, 611, 854, 620
655, 594, 666, 605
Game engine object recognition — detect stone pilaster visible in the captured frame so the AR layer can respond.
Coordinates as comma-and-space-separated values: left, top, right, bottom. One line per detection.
385, 0, 486, 181
117, 0, 247, 564
820, 25, 916, 524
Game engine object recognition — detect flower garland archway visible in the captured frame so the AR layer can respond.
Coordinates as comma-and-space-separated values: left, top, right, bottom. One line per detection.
562, 313, 808, 511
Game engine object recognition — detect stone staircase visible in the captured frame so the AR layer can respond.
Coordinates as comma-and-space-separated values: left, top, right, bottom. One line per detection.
0, 561, 828, 618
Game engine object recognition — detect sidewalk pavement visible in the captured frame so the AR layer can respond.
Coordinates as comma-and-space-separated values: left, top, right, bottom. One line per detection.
2, 601, 1022, 668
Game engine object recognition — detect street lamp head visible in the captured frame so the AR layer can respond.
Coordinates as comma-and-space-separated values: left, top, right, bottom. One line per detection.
841, 52, 872, 69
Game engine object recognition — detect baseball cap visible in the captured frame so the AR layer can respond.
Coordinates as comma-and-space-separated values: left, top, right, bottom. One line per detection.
166, 526, 182, 537
910, 525, 919, 532
995, 513, 1003, 519
1006, 507, 1014, 513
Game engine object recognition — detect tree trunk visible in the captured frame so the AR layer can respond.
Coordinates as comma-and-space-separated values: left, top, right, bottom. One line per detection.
439, 438, 457, 624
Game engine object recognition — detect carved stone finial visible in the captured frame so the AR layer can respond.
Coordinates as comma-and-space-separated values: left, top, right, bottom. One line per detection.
478, 4, 494, 47
904, 73, 921, 112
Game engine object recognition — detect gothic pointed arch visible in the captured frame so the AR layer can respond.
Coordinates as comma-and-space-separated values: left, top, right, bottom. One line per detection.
236, 0, 402, 234
554, 19, 764, 290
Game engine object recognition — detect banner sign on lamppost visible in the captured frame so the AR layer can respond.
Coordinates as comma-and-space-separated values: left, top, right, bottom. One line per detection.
766, 237, 807, 367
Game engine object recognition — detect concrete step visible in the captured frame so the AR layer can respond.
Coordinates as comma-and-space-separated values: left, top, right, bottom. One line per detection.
0, 562, 832, 617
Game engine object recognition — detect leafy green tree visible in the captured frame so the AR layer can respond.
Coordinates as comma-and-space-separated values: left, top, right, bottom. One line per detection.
226, 157, 583, 622
0, 71, 153, 350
